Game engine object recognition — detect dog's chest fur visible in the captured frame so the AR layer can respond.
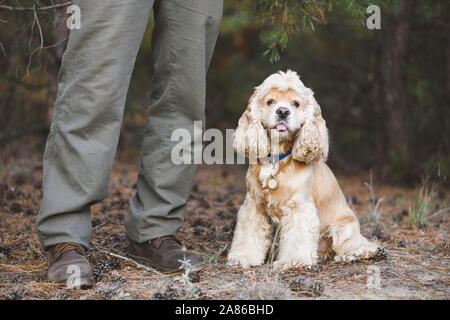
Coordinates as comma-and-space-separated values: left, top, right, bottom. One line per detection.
257, 163, 283, 221
248, 159, 311, 222
258, 162, 277, 189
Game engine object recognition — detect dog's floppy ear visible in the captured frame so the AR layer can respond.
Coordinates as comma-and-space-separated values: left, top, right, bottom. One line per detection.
233, 92, 270, 161
292, 97, 329, 163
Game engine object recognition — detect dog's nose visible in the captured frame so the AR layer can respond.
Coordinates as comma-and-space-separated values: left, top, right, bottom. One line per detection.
276, 107, 290, 119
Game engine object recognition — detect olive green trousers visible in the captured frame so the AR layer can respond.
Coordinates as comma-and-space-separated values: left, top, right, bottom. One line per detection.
36, 0, 223, 248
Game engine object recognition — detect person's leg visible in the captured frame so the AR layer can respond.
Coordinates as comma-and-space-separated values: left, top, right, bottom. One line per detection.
37, 0, 154, 249
126, 0, 223, 242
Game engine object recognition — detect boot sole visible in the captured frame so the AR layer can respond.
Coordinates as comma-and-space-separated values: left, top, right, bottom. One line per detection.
127, 252, 204, 274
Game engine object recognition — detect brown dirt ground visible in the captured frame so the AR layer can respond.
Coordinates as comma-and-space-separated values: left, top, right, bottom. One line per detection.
0, 138, 448, 300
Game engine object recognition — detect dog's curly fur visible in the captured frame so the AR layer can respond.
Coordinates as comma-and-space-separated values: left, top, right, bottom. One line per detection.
228, 70, 383, 269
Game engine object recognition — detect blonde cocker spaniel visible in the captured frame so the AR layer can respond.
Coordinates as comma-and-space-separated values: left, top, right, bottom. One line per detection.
228, 70, 386, 270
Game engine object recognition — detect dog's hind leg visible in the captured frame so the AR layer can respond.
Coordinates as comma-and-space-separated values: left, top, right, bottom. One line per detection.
227, 194, 272, 267
329, 215, 385, 263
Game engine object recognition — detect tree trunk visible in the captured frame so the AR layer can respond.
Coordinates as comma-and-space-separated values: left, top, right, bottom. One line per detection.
380, 0, 415, 180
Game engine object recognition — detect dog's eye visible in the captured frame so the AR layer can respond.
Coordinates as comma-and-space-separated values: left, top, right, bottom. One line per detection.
267, 99, 275, 106
292, 100, 300, 108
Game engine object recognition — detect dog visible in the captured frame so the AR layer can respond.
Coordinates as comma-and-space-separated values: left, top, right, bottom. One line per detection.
227, 70, 385, 270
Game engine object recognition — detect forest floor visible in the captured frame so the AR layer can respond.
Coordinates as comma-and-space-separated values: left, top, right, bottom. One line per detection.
0, 138, 448, 300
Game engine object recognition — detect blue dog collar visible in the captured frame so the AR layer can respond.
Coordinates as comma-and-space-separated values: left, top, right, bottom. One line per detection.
267, 149, 292, 163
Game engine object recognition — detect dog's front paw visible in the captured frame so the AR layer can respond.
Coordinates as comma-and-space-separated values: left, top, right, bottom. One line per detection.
273, 257, 315, 271
227, 253, 264, 268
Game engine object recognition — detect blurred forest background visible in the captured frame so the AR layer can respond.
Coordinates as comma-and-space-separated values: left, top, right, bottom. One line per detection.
0, 0, 448, 185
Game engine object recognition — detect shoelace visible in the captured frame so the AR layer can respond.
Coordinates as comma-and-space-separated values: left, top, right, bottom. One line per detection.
152, 236, 181, 248
55, 242, 84, 259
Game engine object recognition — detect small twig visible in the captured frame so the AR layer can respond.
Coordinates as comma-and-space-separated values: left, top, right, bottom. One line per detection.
268, 223, 281, 268
93, 222, 106, 230
213, 242, 229, 264
0, 42, 6, 57
386, 266, 421, 284
24, 33, 68, 78
26, 5, 44, 76
363, 170, 383, 222
28, 5, 36, 49
428, 207, 450, 219
95, 248, 162, 275
0, 2, 72, 11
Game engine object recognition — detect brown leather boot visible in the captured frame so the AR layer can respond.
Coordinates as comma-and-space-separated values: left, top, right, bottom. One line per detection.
47, 242, 95, 289
128, 236, 204, 273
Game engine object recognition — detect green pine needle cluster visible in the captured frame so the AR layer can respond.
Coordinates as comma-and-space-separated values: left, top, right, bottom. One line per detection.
242, 0, 399, 62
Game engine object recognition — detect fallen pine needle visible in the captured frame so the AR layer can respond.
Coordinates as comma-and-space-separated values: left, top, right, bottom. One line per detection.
0, 262, 46, 272
213, 242, 229, 264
